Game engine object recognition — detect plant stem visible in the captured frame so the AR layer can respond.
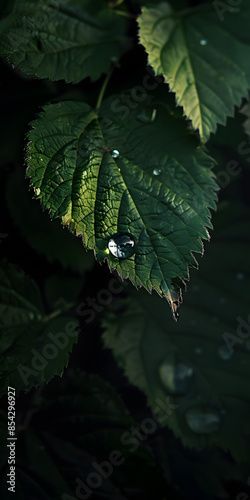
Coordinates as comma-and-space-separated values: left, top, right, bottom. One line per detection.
43, 301, 75, 322
96, 70, 113, 111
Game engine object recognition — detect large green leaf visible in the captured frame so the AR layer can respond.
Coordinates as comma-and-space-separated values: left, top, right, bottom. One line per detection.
26, 97, 218, 319
102, 202, 250, 462
138, 2, 250, 142
0, 261, 79, 397
0, 0, 129, 83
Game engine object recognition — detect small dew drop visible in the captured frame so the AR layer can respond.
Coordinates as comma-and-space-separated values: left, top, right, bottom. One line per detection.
236, 272, 245, 281
195, 347, 203, 355
108, 233, 135, 259
228, 6, 240, 12
186, 407, 221, 434
200, 39, 207, 46
112, 149, 119, 158
153, 168, 161, 176
212, 316, 219, 323
159, 356, 193, 396
40, 158, 43, 162
217, 344, 233, 361
219, 297, 227, 304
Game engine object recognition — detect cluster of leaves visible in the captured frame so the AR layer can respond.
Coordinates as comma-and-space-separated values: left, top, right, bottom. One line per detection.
1, 0, 250, 498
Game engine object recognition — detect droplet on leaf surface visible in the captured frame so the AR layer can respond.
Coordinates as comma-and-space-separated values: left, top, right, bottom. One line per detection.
159, 355, 193, 395
153, 168, 161, 176
111, 149, 119, 158
200, 39, 207, 46
217, 344, 233, 361
108, 233, 135, 259
186, 407, 221, 434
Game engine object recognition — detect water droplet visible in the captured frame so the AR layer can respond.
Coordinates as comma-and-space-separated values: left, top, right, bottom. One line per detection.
200, 39, 207, 46
195, 347, 203, 355
186, 407, 221, 434
217, 344, 233, 361
153, 168, 161, 176
137, 108, 157, 123
108, 233, 135, 259
246, 339, 250, 351
227, 6, 240, 12
236, 273, 245, 281
212, 316, 219, 323
112, 149, 119, 158
40, 158, 43, 162
219, 297, 227, 304
159, 356, 193, 396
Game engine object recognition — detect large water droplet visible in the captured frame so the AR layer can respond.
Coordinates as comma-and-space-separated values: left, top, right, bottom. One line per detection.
217, 345, 233, 361
112, 149, 119, 158
217, 344, 233, 361
137, 108, 157, 123
108, 233, 135, 259
159, 355, 193, 396
186, 407, 221, 434
195, 347, 203, 355
219, 297, 227, 304
200, 39, 207, 46
153, 168, 161, 176
246, 339, 250, 351
212, 316, 219, 323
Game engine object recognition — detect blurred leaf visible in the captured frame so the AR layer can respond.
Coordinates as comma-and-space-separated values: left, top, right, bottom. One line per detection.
0, 261, 79, 397
0, 0, 130, 83
102, 201, 250, 462
138, 2, 250, 142
26, 97, 218, 319
44, 271, 84, 310
166, 436, 243, 500
0, 373, 171, 500
6, 168, 95, 275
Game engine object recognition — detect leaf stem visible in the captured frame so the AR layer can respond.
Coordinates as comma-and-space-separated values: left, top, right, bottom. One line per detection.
96, 69, 113, 111
43, 301, 75, 322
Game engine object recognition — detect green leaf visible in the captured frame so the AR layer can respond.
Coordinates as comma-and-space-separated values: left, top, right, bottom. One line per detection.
26, 97, 218, 318
0, 0, 130, 83
138, 2, 250, 142
102, 202, 250, 462
6, 168, 95, 275
0, 261, 79, 397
